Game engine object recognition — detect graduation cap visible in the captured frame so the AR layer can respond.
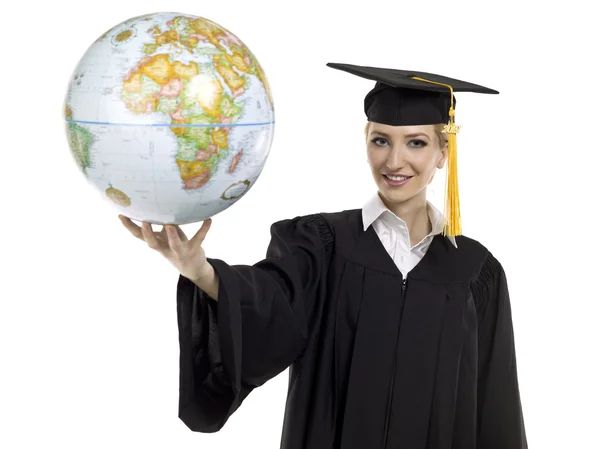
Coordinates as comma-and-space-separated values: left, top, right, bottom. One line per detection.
326, 62, 499, 237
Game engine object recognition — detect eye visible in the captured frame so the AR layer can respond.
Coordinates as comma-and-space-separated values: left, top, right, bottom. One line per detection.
370, 137, 389, 146
408, 139, 427, 148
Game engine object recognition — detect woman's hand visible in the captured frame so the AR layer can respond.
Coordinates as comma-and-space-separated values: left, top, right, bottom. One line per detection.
119, 215, 213, 283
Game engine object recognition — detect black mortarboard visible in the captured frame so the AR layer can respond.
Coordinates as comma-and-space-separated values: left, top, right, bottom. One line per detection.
326, 62, 499, 237
326, 62, 498, 126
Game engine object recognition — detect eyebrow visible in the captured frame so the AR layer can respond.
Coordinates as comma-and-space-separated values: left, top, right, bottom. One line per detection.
370, 130, 431, 139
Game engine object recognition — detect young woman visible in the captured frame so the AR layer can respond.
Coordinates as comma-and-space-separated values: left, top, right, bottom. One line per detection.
121, 62, 528, 449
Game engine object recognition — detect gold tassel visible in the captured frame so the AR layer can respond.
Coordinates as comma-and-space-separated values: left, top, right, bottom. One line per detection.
410, 76, 462, 236
443, 108, 461, 236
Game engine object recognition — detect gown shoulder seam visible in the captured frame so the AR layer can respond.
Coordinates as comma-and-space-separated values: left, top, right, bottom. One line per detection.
470, 250, 500, 319
303, 213, 335, 264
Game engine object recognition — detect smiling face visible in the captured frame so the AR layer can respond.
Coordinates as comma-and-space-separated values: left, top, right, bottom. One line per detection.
366, 121, 448, 207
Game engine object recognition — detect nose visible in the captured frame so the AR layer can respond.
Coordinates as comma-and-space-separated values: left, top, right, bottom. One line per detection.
385, 145, 407, 171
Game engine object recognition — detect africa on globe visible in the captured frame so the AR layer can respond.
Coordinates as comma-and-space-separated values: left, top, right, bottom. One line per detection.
64, 12, 275, 224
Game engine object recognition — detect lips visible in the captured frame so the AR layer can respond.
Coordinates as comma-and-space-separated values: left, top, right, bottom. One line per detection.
382, 174, 412, 187
384, 174, 412, 181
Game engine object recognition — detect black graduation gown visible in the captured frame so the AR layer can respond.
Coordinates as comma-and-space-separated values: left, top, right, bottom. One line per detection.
176, 209, 528, 449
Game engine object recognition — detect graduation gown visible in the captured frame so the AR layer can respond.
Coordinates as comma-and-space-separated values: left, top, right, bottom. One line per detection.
176, 209, 528, 449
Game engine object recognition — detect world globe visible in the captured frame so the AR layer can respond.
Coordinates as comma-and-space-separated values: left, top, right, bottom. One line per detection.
64, 12, 275, 224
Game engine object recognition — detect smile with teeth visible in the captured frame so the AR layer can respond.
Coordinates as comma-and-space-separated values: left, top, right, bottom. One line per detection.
385, 174, 411, 181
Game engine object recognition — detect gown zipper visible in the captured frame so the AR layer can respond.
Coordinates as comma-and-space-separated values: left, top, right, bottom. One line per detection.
382, 277, 408, 448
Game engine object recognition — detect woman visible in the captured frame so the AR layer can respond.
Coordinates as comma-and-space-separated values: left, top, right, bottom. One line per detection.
121, 62, 528, 449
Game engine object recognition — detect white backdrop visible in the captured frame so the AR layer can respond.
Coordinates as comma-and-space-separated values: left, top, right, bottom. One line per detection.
2, 0, 599, 447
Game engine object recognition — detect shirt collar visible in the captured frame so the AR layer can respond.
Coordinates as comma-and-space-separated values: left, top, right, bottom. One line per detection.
361, 193, 458, 248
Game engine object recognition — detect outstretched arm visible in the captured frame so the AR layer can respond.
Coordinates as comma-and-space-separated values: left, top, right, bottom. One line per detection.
177, 214, 333, 432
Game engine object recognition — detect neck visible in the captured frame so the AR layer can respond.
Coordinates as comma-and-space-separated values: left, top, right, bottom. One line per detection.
378, 191, 431, 246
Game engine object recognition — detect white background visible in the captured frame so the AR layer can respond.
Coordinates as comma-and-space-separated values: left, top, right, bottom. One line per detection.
2, 0, 599, 447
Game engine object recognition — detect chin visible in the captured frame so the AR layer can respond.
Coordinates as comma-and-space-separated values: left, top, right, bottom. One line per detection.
379, 185, 411, 203
378, 182, 424, 205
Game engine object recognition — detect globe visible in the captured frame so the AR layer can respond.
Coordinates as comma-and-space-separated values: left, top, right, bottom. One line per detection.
64, 12, 275, 225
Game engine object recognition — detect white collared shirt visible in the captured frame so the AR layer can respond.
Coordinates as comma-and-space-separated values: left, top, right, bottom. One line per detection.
361, 193, 458, 278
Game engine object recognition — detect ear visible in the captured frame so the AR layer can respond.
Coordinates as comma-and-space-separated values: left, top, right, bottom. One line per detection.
436, 142, 448, 169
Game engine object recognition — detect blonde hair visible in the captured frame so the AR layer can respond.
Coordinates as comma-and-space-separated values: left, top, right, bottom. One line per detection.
364, 122, 448, 148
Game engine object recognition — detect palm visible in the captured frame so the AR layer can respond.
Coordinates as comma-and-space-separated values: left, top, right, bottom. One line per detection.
120, 215, 212, 281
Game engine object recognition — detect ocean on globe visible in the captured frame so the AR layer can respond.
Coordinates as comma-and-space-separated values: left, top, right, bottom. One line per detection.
64, 12, 275, 225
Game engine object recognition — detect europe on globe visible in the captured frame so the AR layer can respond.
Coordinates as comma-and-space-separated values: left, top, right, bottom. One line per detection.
64, 12, 275, 224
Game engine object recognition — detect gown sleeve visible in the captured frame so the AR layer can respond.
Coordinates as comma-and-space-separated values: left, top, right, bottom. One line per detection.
175, 213, 333, 433
472, 252, 528, 448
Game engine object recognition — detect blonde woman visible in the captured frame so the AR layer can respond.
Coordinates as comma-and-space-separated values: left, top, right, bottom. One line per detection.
121, 62, 528, 449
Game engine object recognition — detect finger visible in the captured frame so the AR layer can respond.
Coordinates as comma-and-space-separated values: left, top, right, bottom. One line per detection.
119, 215, 143, 240
159, 224, 187, 242
190, 219, 212, 250
175, 225, 188, 242
141, 222, 161, 250
164, 225, 184, 252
